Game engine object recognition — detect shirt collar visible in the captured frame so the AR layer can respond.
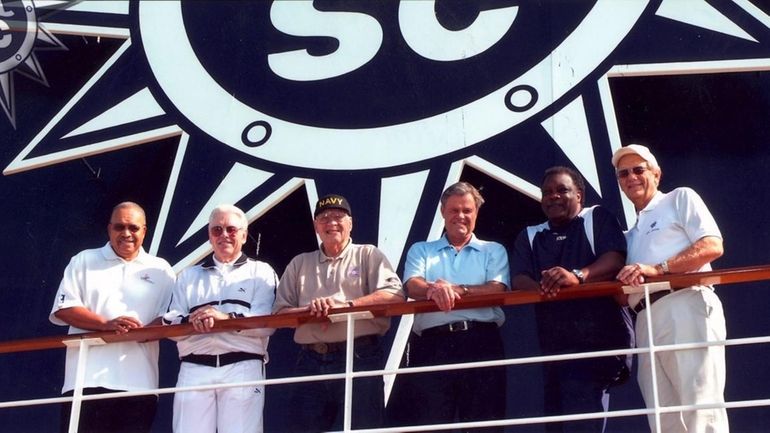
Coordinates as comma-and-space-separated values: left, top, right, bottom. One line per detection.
318, 238, 353, 263
639, 190, 665, 214
436, 233, 480, 252
100, 242, 148, 263
200, 253, 248, 269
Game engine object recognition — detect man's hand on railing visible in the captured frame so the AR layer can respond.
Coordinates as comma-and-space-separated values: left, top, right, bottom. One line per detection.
188, 306, 229, 333
426, 279, 461, 312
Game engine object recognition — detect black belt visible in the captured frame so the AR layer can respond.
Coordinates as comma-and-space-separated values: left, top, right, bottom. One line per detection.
301, 335, 379, 355
632, 290, 674, 314
421, 320, 498, 337
181, 352, 264, 367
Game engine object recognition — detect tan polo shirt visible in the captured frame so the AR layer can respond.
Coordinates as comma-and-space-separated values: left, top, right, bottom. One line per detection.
274, 241, 403, 344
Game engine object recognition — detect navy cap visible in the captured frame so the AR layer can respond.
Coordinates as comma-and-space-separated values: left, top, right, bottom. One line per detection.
314, 194, 352, 217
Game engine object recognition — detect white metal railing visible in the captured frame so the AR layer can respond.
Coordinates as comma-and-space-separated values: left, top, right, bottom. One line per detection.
1, 281, 768, 432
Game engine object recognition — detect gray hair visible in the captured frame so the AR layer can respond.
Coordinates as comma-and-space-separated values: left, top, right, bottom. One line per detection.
111, 201, 146, 223
209, 204, 248, 228
440, 182, 485, 209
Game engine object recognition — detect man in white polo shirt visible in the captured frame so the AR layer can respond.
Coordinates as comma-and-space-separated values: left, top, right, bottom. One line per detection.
51, 201, 175, 433
613, 144, 728, 433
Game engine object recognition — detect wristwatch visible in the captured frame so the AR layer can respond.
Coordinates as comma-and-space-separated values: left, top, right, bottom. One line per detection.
460, 284, 470, 295
571, 269, 585, 284
659, 260, 670, 274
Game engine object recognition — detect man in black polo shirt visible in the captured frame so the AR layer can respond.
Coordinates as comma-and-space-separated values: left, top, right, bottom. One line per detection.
510, 166, 633, 432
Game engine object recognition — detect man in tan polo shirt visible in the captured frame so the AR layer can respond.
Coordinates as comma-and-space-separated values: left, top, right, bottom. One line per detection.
274, 193, 404, 432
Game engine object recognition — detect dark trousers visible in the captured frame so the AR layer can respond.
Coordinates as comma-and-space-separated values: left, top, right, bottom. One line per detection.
542, 357, 623, 433
285, 340, 385, 432
388, 323, 506, 432
60, 387, 157, 433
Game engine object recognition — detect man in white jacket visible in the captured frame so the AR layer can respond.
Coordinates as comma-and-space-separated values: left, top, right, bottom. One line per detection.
164, 204, 277, 433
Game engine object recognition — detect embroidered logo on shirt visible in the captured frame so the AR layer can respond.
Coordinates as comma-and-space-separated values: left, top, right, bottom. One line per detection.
238, 287, 246, 293
646, 221, 660, 235
140, 273, 155, 284
555, 235, 567, 241
348, 266, 360, 278
59, 294, 65, 304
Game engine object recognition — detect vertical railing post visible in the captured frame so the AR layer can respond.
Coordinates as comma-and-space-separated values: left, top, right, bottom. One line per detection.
643, 286, 663, 433
328, 309, 375, 433
343, 314, 356, 432
64, 337, 106, 433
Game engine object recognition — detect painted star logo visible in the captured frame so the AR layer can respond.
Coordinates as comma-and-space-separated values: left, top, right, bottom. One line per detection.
0, 0, 66, 129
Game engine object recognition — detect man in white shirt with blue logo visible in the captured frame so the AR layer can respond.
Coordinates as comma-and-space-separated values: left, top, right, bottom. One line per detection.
614, 144, 728, 433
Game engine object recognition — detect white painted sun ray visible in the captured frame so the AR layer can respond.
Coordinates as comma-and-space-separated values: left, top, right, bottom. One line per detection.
379, 170, 429, 401
387, 164, 464, 403
149, 132, 189, 256
171, 177, 307, 273
597, 75, 638, 229
426, 160, 465, 241
656, 0, 757, 42
62, 87, 165, 138
734, 0, 770, 30
541, 96, 602, 196
3, 41, 183, 175
4, 40, 132, 174
40, 23, 130, 39
35, 23, 67, 48
178, 163, 275, 244
378, 170, 429, 268
464, 155, 541, 201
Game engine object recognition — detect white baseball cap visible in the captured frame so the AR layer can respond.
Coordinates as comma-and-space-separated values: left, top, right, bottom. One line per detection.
611, 144, 659, 169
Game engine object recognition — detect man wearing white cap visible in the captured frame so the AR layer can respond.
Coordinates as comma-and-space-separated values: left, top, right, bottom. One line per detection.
612, 144, 728, 433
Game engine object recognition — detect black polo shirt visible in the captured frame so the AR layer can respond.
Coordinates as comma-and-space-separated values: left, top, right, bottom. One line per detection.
510, 206, 633, 355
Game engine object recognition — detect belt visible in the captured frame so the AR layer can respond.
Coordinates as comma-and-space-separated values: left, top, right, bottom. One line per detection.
632, 290, 674, 314
181, 352, 264, 367
421, 320, 497, 337
301, 335, 379, 355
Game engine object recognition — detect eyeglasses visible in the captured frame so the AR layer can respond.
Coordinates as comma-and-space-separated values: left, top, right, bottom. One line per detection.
616, 165, 648, 178
110, 223, 144, 233
315, 212, 349, 224
209, 225, 243, 237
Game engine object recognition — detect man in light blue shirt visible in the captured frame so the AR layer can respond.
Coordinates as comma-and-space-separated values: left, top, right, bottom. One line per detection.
389, 181, 509, 432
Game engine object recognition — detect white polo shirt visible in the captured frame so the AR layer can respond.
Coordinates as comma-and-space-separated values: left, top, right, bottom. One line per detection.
50, 243, 175, 393
625, 188, 722, 309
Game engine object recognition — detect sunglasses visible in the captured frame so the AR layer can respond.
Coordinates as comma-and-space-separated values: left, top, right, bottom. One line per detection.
209, 225, 242, 237
616, 165, 648, 178
110, 223, 144, 233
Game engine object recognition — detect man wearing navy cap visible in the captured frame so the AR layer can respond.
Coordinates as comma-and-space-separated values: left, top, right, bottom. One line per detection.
613, 144, 727, 433
275, 193, 405, 432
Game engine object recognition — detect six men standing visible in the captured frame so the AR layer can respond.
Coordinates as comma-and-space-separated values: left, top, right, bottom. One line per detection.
50, 145, 730, 432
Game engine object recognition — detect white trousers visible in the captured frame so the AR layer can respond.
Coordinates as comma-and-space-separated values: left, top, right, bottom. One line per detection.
636, 287, 729, 433
173, 359, 265, 433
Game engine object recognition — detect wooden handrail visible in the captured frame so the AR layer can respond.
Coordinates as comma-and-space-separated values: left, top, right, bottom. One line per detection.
2, 264, 769, 355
